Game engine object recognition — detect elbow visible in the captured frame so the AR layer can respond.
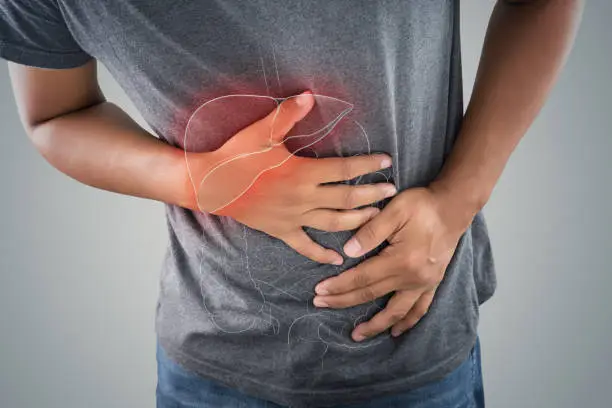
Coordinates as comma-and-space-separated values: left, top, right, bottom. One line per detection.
25, 110, 74, 160
26, 118, 61, 159
24, 99, 104, 155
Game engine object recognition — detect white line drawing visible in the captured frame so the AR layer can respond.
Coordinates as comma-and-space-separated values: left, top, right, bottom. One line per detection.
272, 44, 282, 93
180, 60, 394, 379
185, 93, 360, 214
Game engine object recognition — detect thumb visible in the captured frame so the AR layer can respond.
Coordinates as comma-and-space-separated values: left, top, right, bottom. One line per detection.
263, 90, 316, 144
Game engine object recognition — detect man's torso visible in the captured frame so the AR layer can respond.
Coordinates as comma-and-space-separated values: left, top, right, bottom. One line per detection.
54, 1, 496, 406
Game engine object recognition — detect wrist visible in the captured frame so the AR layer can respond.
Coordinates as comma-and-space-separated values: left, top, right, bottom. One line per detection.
428, 178, 489, 230
178, 150, 224, 212
175, 150, 202, 211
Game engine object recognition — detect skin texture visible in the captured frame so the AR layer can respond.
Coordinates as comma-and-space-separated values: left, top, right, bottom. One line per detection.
7, 0, 584, 344
313, 0, 585, 341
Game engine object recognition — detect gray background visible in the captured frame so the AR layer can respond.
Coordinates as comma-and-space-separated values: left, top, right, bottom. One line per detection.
1, 1, 610, 407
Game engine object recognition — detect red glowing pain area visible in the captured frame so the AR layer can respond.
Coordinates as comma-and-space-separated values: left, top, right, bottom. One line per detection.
183, 91, 372, 216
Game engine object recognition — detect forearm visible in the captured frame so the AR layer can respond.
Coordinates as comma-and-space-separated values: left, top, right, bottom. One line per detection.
29, 101, 197, 210
430, 0, 583, 221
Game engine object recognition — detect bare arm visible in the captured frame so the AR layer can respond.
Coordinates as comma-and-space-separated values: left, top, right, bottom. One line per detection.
430, 0, 584, 223
8, 60, 195, 209
310, 0, 586, 339
8, 61, 397, 264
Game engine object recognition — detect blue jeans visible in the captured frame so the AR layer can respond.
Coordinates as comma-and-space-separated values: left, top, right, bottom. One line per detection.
156, 337, 485, 408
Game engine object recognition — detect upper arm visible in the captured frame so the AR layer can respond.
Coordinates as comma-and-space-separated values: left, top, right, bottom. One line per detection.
1, 0, 104, 132
8, 60, 104, 132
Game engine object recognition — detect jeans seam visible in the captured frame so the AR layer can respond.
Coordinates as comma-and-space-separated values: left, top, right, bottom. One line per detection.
469, 339, 477, 408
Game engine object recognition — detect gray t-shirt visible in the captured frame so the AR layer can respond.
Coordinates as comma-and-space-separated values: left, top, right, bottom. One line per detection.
1, 1, 497, 406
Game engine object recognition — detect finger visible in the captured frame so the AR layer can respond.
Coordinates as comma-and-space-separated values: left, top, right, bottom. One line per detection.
282, 228, 343, 265
313, 277, 398, 309
390, 289, 436, 337
316, 183, 397, 210
342, 201, 405, 258
306, 154, 393, 184
303, 207, 380, 232
259, 90, 315, 143
352, 291, 420, 342
314, 255, 394, 296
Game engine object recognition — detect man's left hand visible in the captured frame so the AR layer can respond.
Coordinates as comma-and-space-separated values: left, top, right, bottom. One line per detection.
312, 186, 475, 341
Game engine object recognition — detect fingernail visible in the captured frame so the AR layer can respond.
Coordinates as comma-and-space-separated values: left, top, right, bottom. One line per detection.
313, 297, 328, 307
383, 184, 397, 198
315, 283, 330, 295
296, 90, 313, 106
353, 332, 366, 342
380, 156, 392, 169
343, 239, 361, 257
331, 257, 344, 266
391, 329, 402, 337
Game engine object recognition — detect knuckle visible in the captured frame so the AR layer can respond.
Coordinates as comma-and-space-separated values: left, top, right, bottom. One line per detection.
293, 158, 314, 184
292, 166, 308, 186
402, 252, 424, 271
278, 186, 298, 205
359, 222, 378, 244
371, 155, 384, 172
387, 309, 407, 324
359, 286, 377, 303
352, 270, 370, 288
296, 185, 315, 207
359, 327, 376, 338
414, 305, 430, 317
388, 201, 404, 219
342, 187, 357, 209
413, 268, 433, 284
340, 158, 355, 182
326, 214, 342, 232
400, 254, 413, 270
406, 317, 420, 329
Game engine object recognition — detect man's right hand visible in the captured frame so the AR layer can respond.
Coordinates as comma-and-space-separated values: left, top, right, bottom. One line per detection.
186, 90, 396, 265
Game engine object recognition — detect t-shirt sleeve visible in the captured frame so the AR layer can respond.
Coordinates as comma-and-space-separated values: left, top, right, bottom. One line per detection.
0, 0, 93, 69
